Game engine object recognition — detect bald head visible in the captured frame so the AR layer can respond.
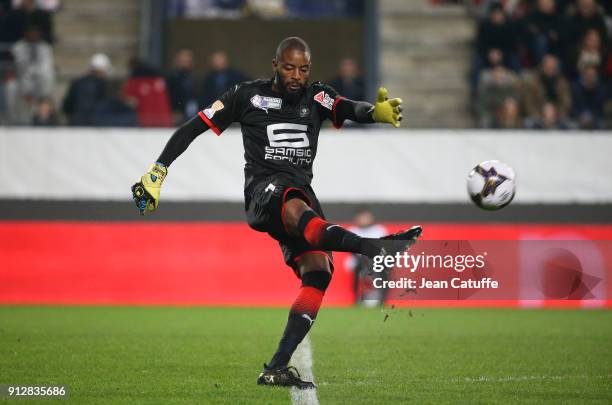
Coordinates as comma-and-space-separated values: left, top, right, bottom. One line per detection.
272, 37, 312, 103
275, 37, 311, 60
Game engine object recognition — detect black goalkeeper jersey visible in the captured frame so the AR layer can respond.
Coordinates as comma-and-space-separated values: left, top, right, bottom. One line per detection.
197, 79, 344, 191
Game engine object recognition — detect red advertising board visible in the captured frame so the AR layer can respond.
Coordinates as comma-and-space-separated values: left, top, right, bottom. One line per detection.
1, 222, 611, 307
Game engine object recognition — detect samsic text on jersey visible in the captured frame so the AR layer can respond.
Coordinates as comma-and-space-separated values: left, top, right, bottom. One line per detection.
197, 79, 345, 190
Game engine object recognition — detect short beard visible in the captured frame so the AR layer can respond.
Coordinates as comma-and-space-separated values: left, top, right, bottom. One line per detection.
274, 71, 306, 105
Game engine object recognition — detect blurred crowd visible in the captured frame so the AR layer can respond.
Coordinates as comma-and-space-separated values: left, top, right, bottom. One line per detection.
471, 0, 612, 129
0, 42, 364, 127
4, 0, 610, 130
165, 0, 364, 19
0, 0, 364, 127
0, 0, 57, 125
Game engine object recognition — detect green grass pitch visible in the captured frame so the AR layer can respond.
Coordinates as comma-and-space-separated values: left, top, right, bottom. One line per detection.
0, 306, 610, 404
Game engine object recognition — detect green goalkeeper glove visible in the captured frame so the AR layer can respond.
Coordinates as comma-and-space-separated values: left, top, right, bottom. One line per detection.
371, 87, 403, 128
131, 162, 167, 216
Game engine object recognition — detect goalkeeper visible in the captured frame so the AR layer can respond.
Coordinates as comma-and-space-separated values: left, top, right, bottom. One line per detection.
132, 37, 421, 390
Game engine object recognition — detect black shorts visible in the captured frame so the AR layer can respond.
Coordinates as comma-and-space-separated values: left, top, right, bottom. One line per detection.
244, 177, 333, 275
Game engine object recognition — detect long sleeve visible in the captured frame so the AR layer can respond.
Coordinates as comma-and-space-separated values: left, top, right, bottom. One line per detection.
156, 115, 209, 166
332, 98, 375, 126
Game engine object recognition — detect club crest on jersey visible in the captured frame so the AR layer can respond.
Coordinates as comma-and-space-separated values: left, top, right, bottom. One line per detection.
250, 95, 282, 113
299, 105, 310, 117
203, 100, 224, 119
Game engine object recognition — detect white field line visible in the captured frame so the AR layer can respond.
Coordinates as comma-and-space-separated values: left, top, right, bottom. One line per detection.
290, 335, 319, 405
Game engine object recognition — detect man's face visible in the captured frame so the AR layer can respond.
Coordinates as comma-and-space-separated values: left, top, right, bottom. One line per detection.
578, 0, 596, 17
354, 211, 375, 228
491, 9, 505, 25
584, 30, 601, 49
541, 55, 558, 76
176, 50, 194, 70
272, 48, 311, 98
339, 58, 357, 80
211, 52, 228, 71
538, 0, 555, 14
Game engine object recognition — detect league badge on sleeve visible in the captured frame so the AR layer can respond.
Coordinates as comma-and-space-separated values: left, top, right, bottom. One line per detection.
314, 91, 334, 110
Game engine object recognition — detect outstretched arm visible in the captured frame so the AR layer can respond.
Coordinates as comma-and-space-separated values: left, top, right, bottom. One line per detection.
157, 115, 209, 166
334, 98, 376, 124
131, 116, 209, 215
132, 83, 241, 216
333, 87, 402, 128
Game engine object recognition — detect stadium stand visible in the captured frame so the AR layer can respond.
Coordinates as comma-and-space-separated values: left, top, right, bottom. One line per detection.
1, 0, 610, 128
381, 0, 474, 128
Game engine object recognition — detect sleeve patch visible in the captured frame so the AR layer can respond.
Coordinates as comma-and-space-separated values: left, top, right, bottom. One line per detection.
202, 100, 224, 119
314, 91, 335, 110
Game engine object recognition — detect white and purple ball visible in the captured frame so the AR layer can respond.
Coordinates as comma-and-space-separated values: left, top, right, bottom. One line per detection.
467, 160, 516, 210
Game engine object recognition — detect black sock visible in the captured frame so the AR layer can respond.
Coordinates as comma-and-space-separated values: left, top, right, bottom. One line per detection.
267, 313, 313, 370
266, 271, 330, 371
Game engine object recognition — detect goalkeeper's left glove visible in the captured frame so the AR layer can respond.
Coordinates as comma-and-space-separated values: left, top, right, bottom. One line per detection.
371, 87, 402, 128
131, 162, 167, 216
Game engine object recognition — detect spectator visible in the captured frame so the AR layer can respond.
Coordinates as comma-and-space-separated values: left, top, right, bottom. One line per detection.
245, 0, 286, 18
12, 25, 54, 124
571, 64, 607, 129
471, 2, 521, 93
0, 0, 12, 14
476, 3, 519, 68
345, 208, 387, 306
1, 0, 54, 45
525, 102, 572, 129
62, 53, 111, 126
166, 48, 198, 125
167, 0, 246, 18
93, 84, 138, 127
285, 0, 364, 18
477, 62, 521, 127
200, 51, 248, 108
523, 0, 565, 64
0, 51, 14, 123
329, 58, 365, 101
494, 97, 524, 128
32, 97, 58, 126
0, 1, 13, 62
36, 0, 62, 12
569, 28, 608, 78
566, 0, 607, 51
522, 54, 571, 119
1, 68, 19, 125
122, 59, 173, 127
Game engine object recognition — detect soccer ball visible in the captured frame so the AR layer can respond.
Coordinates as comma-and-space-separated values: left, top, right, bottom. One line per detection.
467, 160, 516, 210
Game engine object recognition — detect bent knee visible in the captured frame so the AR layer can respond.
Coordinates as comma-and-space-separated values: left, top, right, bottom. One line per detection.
296, 252, 332, 278
283, 197, 312, 235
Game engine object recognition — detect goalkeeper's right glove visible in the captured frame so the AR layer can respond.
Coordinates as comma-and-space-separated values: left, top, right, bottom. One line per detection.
131, 162, 167, 216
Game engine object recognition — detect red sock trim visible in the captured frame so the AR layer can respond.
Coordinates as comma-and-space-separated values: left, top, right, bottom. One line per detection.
303, 217, 328, 247
290, 286, 324, 317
